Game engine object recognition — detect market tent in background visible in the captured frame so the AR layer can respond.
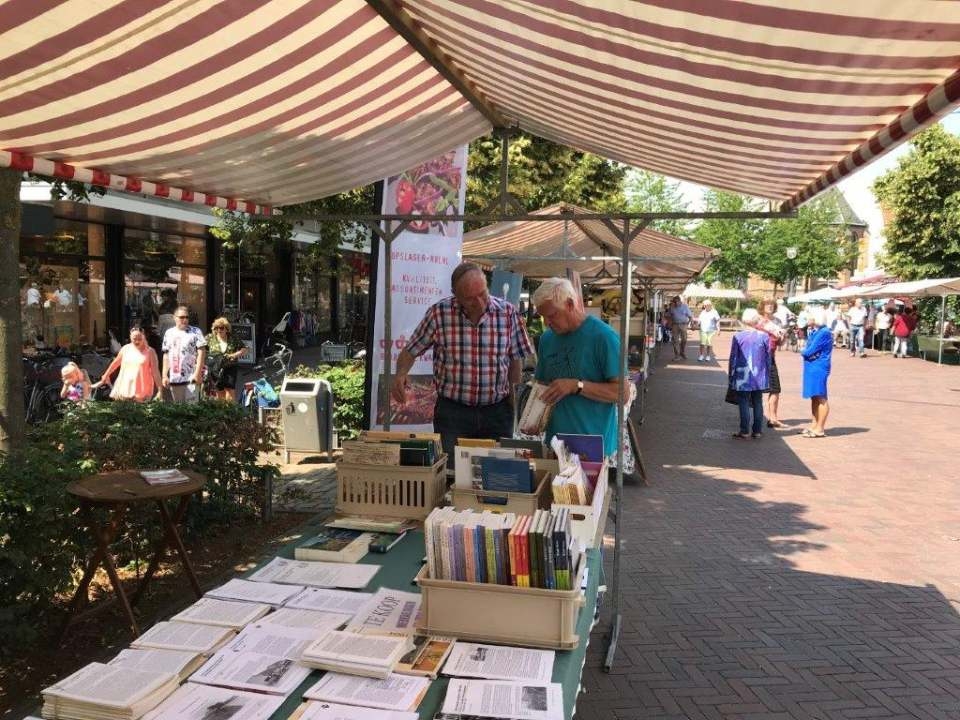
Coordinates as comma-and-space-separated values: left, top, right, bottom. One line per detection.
682, 284, 746, 301
788, 287, 840, 304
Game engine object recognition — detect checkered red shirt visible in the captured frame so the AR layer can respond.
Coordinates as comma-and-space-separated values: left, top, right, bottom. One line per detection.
405, 295, 534, 406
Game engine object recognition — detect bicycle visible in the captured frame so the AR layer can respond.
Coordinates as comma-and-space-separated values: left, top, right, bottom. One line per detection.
23, 351, 71, 423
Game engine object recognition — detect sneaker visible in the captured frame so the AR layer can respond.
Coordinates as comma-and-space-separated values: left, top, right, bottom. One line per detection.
697, 355, 704, 362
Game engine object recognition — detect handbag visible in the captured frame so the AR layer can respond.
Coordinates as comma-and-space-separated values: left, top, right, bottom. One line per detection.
724, 386, 739, 405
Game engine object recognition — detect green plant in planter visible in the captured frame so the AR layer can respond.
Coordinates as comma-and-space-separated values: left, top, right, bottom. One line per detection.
289, 360, 365, 439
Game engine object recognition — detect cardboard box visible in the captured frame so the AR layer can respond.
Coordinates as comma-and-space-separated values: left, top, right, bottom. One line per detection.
451, 470, 553, 515
336, 456, 447, 520
415, 552, 586, 650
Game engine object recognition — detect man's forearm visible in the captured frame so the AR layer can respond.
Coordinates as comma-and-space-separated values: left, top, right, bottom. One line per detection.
581, 379, 623, 404
394, 349, 416, 377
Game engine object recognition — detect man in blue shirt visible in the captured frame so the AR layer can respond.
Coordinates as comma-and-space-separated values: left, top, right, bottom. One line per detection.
531, 278, 622, 456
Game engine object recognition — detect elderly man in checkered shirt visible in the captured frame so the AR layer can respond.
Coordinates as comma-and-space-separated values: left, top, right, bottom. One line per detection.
392, 262, 534, 461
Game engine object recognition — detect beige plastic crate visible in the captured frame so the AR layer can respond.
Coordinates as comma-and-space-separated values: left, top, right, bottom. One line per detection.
335, 456, 447, 520
451, 470, 552, 515
533, 459, 609, 549
414, 552, 587, 650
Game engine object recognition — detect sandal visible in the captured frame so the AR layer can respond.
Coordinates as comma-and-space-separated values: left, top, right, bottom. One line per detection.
766, 420, 785, 428
732, 432, 750, 439
801, 429, 826, 438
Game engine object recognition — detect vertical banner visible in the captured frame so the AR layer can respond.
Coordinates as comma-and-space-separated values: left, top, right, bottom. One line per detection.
370, 146, 468, 431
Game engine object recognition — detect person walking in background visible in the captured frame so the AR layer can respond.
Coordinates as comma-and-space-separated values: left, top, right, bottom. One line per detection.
756, 300, 786, 429
162, 305, 207, 403
874, 304, 892, 353
801, 308, 833, 437
845, 297, 868, 357
728, 308, 770, 439
206, 317, 247, 401
93, 326, 163, 402
891, 306, 912, 358
668, 295, 692, 360
697, 299, 721, 362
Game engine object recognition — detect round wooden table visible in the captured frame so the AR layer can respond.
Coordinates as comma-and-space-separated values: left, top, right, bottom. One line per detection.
64, 469, 206, 638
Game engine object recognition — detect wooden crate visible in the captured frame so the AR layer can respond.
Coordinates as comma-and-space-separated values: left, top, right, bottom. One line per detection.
335, 456, 447, 520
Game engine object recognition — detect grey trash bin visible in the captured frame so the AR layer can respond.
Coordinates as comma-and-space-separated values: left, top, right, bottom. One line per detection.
279, 378, 333, 463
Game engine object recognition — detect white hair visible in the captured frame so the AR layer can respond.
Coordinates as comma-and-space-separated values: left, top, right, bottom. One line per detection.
808, 307, 826, 326
532, 277, 577, 308
741, 308, 760, 326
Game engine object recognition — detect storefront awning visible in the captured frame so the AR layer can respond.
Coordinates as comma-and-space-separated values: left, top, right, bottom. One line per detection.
3, 2, 960, 212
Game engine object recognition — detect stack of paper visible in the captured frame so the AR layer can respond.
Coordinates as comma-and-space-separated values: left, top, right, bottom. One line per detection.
303, 672, 430, 712
139, 469, 190, 485
205, 578, 305, 606
107, 647, 205, 682
300, 631, 412, 679
141, 683, 284, 720
247, 557, 379, 589
41, 663, 178, 720
171, 597, 271, 629
130, 621, 235, 655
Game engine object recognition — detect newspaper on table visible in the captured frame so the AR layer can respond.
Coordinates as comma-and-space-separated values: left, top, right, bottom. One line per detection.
188, 649, 312, 696
140, 469, 190, 485
108, 647, 205, 682
225, 621, 325, 660
344, 588, 421, 636
285, 587, 372, 615
303, 672, 430, 711
141, 682, 285, 720
41, 663, 178, 720
171, 597, 272, 628
257, 607, 354, 631
443, 642, 554, 683
248, 557, 379, 589
130, 621, 235, 655
441, 679, 564, 720
295, 700, 419, 720
205, 577, 305, 606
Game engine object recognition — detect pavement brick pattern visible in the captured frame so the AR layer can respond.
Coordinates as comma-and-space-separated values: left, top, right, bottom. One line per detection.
579, 335, 960, 720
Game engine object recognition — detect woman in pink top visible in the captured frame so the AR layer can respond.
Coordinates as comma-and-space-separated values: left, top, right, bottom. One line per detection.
93, 326, 163, 402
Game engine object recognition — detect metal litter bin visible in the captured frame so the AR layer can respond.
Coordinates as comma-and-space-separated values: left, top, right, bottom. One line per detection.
279, 378, 333, 463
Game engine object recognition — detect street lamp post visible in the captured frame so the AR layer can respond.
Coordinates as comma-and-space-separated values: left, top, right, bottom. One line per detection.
785, 246, 798, 298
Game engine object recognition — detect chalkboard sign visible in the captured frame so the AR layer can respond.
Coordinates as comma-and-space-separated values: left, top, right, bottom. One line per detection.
232, 323, 256, 365
320, 343, 349, 362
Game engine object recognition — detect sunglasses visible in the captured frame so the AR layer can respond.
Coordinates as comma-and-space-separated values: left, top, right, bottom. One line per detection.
175, 315, 189, 319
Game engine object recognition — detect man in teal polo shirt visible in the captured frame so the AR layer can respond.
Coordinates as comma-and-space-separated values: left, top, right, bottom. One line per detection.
531, 277, 622, 456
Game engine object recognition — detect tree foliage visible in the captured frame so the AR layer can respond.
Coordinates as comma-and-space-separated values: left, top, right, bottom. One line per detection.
623, 169, 692, 237
873, 124, 960, 280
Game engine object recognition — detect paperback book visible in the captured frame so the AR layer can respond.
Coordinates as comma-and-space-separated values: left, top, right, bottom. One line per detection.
294, 527, 374, 563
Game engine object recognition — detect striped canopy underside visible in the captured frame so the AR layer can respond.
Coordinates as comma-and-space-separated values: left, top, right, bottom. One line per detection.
1, 0, 960, 211
463, 204, 715, 286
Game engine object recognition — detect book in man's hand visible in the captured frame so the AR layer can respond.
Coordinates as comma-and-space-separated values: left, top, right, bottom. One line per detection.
41, 662, 178, 720
518, 382, 553, 435
294, 527, 374, 563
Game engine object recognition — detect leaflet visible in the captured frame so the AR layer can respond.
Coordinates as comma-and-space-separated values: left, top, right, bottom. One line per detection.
285, 587, 372, 615
248, 557, 379, 589
206, 578, 305, 606
443, 643, 554, 683
344, 588, 421, 636
225, 622, 323, 660
258, 608, 353, 631
171, 597, 271, 628
142, 682, 284, 720
441, 679, 564, 720
296, 700, 419, 720
188, 650, 312, 696
303, 672, 430, 711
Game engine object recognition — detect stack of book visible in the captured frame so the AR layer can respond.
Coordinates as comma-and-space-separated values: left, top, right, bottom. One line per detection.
107, 647, 206, 682
353, 431, 443, 467
294, 526, 374, 563
130, 621, 235, 655
41, 662, 178, 720
424, 508, 579, 590
300, 631, 412, 679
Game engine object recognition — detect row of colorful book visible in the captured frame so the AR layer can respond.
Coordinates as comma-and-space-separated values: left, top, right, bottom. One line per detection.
424, 507, 579, 590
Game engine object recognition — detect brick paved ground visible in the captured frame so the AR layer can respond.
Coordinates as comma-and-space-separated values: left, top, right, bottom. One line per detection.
579, 334, 960, 720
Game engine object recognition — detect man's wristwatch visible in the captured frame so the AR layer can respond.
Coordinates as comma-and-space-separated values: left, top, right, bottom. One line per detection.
575, 380, 584, 395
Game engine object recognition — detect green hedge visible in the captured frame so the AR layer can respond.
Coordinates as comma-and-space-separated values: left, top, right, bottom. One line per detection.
289, 360, 365, 440
0, 401, 279, 655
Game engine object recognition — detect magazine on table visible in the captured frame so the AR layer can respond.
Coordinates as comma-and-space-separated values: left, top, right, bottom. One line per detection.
441, 679, 564, 720
344, 588, 421, 636
303, 672, 430, 712
170, 597, 271, 629
443, 643, 554, 683
257, 607, 354, 631
130, 621, 235, 655
247, 556, 379, 589
285, 587, 372, 615
108, 648, 205, 682
141, 682, 284, 720
188, 649, 311, 696
205, 578, 305, 606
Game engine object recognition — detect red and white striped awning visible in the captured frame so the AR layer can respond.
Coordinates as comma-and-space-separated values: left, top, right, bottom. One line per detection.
2, 1, 960, 212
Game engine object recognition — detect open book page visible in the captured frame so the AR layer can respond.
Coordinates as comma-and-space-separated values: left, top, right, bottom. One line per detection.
108, 648, 203, 681
171, 597, 271, 628
284, 587, 372, 615
248, 557, 379, 589
443, 643, 554, 683
441, 679, 564, 720
41, 662, 177, 708
303, 672, 430, 712
301, 631, 409, 668
518, 382, 552, 435
142, 683, 284, 720
131, 621, 235, 654
188, 650, 312, 696
344, 588, 421, 636
225, 622, 325, 660
206, 578, 305, 606
258, 608, 354, 631
297, 700, 419, 720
